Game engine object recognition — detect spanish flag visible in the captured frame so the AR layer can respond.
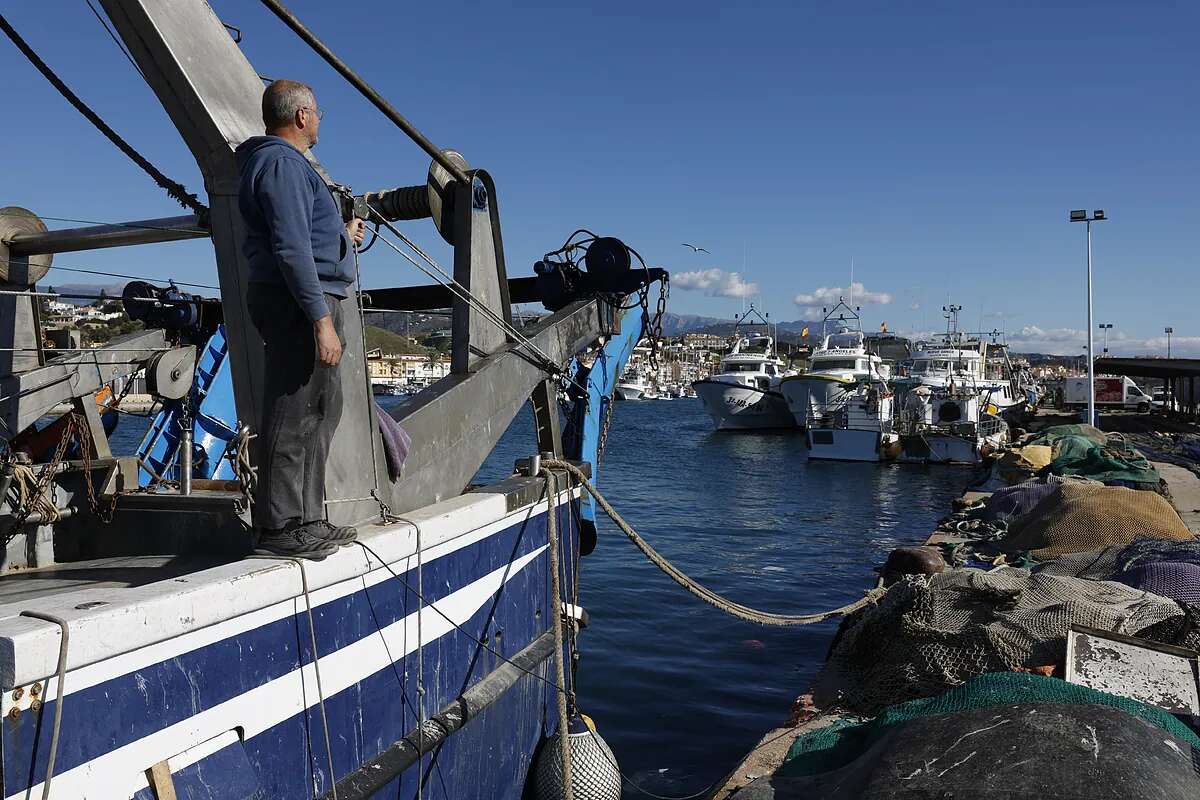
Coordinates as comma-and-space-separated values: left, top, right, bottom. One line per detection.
801, 326, 809, 338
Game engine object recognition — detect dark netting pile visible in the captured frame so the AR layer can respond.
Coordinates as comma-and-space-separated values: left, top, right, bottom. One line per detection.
813, 568, 1183, 714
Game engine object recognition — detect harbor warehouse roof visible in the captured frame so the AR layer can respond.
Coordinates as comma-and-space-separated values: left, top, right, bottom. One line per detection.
1096, 357, 1200, 379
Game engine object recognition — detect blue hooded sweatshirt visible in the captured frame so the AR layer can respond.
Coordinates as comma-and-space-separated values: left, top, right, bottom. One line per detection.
235, 136, 353, 322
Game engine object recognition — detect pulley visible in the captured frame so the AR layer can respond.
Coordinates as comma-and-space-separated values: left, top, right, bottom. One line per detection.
426, 149, 470, 245
146, 346, 196, 401
0, 206, 53, 286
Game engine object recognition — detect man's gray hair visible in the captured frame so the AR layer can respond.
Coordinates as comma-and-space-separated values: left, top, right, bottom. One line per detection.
262, 79, 315, 129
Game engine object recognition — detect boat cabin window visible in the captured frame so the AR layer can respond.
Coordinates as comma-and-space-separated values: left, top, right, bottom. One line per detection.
817, 358, 859, 371
742, 338, 770, 354
913, 359, 955, 373
722, 362, 762, 373
764, 363, 777, 376
826, 332, 862, 350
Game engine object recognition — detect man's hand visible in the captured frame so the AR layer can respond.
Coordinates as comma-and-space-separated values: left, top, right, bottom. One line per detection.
346, 218, 366, 247
314, 315, 342, 367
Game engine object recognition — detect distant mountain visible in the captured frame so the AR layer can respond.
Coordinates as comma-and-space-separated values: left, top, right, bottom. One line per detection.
659, 311, 827, 341
657, 312, 726, 336
36, 282, 125, 305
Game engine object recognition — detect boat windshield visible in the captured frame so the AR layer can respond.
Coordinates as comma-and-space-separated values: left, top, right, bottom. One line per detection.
826, 332, 862, 349
741, 338, 771, 354
815, 358, 859, 371
722, 361, 762, 373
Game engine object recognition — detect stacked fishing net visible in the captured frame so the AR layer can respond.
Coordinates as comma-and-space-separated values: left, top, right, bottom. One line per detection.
998, 481, 1191, 559
1024, 424, 1165, 490
813, 568, 1183, 715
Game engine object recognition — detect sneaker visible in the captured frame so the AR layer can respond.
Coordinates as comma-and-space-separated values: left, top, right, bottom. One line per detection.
254, 524, 339, 560
305, 519, 359, 547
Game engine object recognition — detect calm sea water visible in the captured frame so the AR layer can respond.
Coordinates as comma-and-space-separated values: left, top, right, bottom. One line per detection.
110, 397, 965, 799
470, 398, 966, 798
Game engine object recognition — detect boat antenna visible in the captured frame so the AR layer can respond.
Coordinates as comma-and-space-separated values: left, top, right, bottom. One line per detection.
849, 257, 854, 308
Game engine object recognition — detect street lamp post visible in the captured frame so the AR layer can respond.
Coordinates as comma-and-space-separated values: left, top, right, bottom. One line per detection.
1099, 323, 1113, 355
1165, 327, 1173, 359
1070, 209, 1106, 425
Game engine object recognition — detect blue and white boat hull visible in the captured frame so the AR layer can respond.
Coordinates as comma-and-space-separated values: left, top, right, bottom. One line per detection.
0, 486, 581, 800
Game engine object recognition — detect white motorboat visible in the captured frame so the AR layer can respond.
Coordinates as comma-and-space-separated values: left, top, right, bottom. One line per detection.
779, 299, 891, 429
693, 307, 795, 430
615, 368, 652, 400
806, 379, 901, 462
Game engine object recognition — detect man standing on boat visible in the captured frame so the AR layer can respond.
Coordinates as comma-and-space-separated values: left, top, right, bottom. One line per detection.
235, 79, 365, 559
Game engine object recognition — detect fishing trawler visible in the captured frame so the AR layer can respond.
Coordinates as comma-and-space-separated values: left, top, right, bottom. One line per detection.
692, 307, 794, 431
894, 306, 1009, 463
0, 3, 666, 798
806, 379, 900, 462
779, 299, 890, 430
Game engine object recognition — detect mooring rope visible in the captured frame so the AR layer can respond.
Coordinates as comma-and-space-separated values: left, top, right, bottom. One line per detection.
541, 460, 886, 626
540, 467, 575, 800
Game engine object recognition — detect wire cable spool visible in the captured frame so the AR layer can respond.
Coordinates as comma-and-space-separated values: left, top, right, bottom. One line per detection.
358, 150, 469, 245
0, 207, 53, 285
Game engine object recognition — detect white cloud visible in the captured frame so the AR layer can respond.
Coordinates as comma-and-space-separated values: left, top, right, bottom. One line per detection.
673, 268, 758, 298
793, 282, 893, 309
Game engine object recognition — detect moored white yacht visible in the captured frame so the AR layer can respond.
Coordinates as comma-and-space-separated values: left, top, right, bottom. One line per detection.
779, 299, 891, 430
693, 307, 795, 430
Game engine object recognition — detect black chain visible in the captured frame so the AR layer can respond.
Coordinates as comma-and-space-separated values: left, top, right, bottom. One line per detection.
641, 273, 670, 370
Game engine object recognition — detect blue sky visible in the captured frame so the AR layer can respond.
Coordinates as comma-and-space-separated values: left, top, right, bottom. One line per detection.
2, 1, 1196, 355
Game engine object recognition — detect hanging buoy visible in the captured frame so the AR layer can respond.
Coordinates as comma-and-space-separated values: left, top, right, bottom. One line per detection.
533, 714, 621, 800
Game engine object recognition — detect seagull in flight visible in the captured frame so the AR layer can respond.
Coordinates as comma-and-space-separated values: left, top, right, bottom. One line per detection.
681, 243, 710, 254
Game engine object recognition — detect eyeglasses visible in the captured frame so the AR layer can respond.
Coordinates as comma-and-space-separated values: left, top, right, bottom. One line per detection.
301, 105, 325, 121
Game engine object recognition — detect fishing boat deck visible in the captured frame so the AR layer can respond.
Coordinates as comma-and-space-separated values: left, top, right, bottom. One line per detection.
0, 554, 231, 607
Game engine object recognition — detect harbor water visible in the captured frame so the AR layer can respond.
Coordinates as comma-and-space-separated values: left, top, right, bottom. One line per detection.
110, 396, 965, 799
472, 397, 967, 798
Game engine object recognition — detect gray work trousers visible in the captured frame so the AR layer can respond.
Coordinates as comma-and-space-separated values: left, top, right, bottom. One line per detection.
247, 284, 344, 530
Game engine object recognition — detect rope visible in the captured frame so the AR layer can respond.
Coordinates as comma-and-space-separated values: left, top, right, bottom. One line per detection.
10, 465, 62, 524
352, 536, 714, 800
0, 14, 208, 217
296, 559, 338, 800
540, 468, 574, 800
19, 611, 70, 800
542, 459, 886, 626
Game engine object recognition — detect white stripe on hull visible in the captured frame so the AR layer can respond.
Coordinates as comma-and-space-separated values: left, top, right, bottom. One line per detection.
10, 547, 547, 800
